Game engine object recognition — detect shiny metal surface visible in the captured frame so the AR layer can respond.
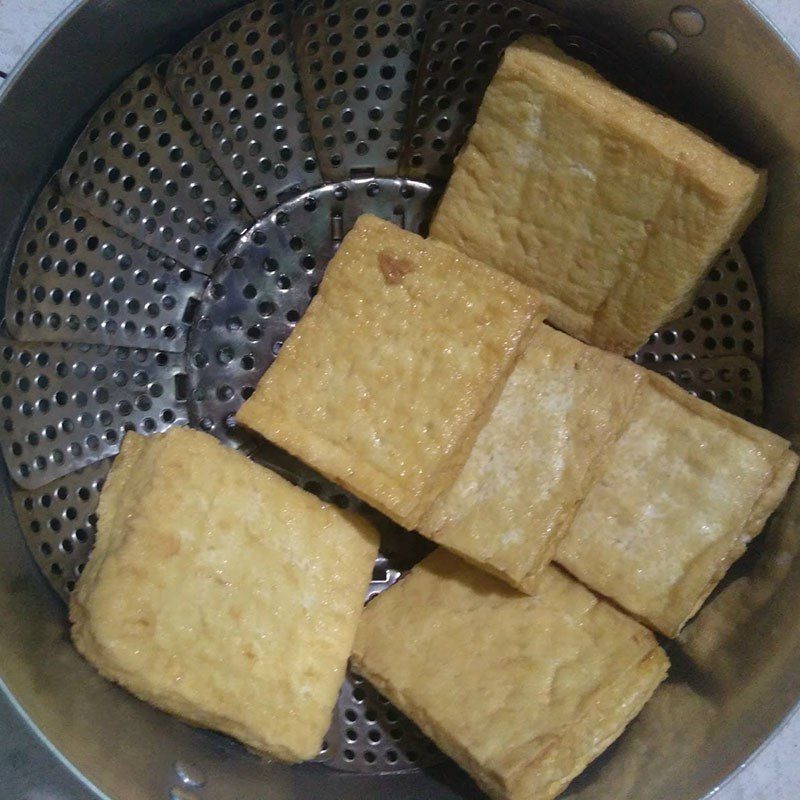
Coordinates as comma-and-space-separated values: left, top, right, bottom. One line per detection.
6, 176, 209, 351
293, 0, 432, 180
167, 0, 321, 217
60, 58, 252, 271
2, 0, 800, 799
12, 458, 110, 598
0, 337, 188, 488
633, 245, 764, 365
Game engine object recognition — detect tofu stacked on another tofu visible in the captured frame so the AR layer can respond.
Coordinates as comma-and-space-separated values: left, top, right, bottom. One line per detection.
237, 213, 545, 530
420, 323, 641, 592
556, 367, 799, 637
70, 427, 379, 762
420, 324, 798, 637
430, 36, 766, 354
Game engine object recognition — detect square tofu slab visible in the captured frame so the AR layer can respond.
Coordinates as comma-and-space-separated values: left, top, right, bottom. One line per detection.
352, 550, 669, 800
430, 36, 766, 354
557, 372, 799, 637
236, 214, 544, 529
420, 324, 642, 592
70, 427, 379, 762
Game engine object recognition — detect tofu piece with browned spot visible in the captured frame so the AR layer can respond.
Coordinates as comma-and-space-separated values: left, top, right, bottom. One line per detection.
70, 427, 379, 762
352, 550, 669, 800
420, 324, 641, 592
557, 372, 799, 637
236, 214, 545, 529
430, 36, 766, 354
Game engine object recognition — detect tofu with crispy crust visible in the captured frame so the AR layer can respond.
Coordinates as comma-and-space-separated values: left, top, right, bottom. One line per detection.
70, 427, 379, 762
430, 36, 765, 354
420, 324, 641, 592
237, 214, 545, 529
557, 371, 799, 636
352, 550, 669, 800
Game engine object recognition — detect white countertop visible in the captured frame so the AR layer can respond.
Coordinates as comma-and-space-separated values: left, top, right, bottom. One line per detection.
1, 1, 799, 798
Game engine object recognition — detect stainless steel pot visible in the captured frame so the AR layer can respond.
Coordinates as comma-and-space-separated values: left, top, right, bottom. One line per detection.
3, 1, 800, 798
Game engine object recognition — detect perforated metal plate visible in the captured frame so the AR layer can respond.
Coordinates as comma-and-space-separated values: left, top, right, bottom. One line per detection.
167, 1, 321, 218
292, 0, 433, 179
12, 459, 110, 599
6, 177, 208, 351
648, 356, 763, 423
322, 663, 442, 772
61, 58, 252, 272
634, 245, 763, 364
400, 0, 626, 180
187, 177, 434, 446
0, 338, 188, 489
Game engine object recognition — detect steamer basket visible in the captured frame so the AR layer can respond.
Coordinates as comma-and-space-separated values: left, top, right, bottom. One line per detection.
2, 1, 800, 799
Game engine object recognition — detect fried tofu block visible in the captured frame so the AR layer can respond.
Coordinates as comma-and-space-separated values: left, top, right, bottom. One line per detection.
70, 427, 379, 762
352, 550, 669, 800
430, 36, 766, 354
557, 373, 799, 637
417, 314, 795, 630
237, 214, 544, 529
420, 324, 641, 592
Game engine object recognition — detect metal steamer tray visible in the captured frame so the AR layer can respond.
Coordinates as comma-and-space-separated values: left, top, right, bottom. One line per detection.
2, 1, 800, 799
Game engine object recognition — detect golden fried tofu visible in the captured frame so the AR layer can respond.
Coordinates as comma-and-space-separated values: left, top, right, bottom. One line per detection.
70, 427, 379, 762
237, 214, 544, 529
418, 314, 795, 631
430, 36, 765, 354
420, 324, 641, 592
558, 373, 798, 637
352, 550, 668, 800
